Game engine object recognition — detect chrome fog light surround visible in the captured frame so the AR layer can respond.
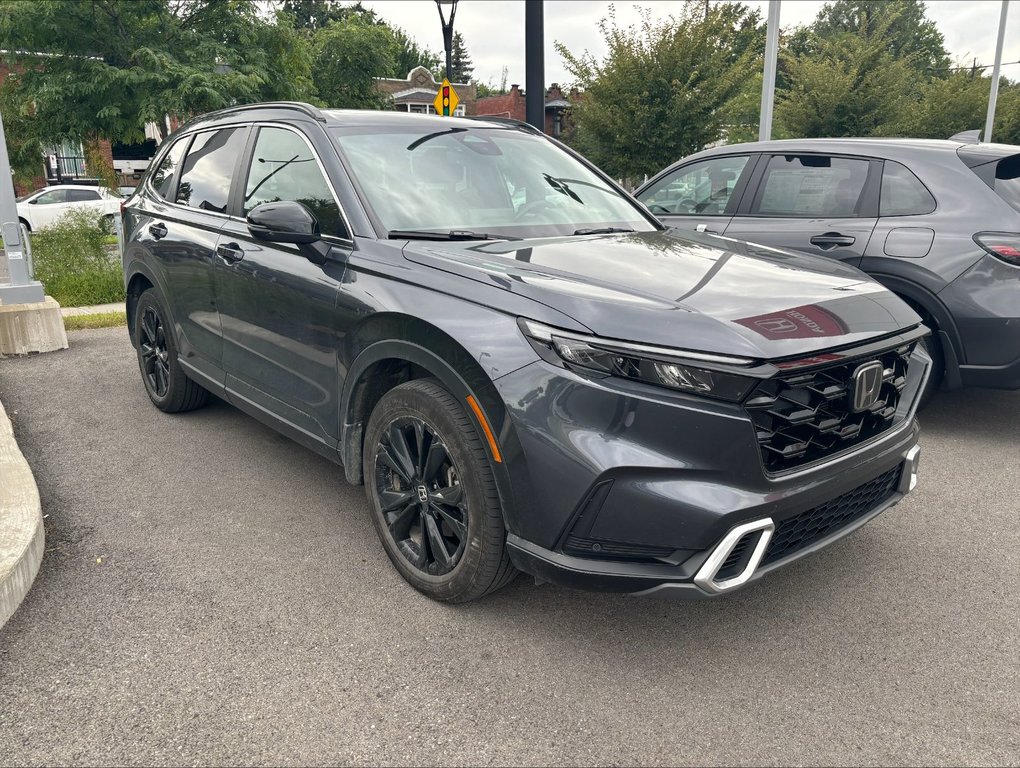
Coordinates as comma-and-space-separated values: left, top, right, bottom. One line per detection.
693, 518, 775, 594
899, 444, 921, 494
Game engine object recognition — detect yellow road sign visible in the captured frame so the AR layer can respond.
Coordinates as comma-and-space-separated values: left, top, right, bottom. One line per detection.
434, 79, 459, 117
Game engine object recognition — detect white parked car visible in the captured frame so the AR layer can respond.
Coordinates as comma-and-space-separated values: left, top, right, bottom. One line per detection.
16, 184, 121, 232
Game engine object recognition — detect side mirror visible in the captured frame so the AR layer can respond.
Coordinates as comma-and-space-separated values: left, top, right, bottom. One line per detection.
247, 201, 321, 244
28, 198, 38, 204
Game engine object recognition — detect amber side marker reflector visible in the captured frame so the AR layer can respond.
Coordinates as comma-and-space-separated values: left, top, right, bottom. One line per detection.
466, 395, 503, 463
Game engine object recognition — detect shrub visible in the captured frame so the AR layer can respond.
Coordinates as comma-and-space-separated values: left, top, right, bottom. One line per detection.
30, 208, 124, 308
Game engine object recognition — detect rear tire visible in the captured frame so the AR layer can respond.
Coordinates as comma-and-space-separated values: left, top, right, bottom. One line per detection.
363, 379, 517, 603
133, 289, 209, 413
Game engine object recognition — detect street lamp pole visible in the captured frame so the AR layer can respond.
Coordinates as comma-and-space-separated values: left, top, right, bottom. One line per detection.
984, 0, 1009, 143
435, 0, 458, 82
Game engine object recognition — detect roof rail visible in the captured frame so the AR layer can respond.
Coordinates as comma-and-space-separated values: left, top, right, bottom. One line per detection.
188, 101, 327, 126
464, 115, 544, 135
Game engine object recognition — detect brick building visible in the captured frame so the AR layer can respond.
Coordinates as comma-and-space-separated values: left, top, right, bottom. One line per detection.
475, 83, 573, 137
375, 66, 476, 116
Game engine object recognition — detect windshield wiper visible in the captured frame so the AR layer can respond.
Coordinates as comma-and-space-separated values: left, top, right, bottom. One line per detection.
572, 227, 634, 235
387, 229, 516, 241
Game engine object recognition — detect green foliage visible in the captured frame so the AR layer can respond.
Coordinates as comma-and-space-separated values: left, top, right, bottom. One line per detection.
64, 311, 128, 331
281, 0, 379, 32
475, 66, 510, 99
253, 12, 317, 102
0, 0, 313, 146
450, 32, 473, 83
796, 0, 950, 76
776, 21, 915, 139
311, 18, 396, 109
0, 76, 45, 187
30, 209, 124, 308
556, 2, 763, 179
391, 26, 440, 78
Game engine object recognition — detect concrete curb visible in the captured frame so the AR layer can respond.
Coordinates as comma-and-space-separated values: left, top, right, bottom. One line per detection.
0, 396, 45, 629
61, 302, 126, 318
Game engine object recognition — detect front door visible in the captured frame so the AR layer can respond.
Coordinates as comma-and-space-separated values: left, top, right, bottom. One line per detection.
636, 154, 756, 235
215, 124, 353, 446
724, 153, 881, 267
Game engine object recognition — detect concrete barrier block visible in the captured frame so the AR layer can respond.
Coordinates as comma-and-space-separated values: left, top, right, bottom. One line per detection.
0, 296, 69, 355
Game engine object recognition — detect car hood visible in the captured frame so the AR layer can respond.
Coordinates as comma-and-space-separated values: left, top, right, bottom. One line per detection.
401, 229, 921, 360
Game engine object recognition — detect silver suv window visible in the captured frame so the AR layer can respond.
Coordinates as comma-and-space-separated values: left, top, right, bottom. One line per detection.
880, 161, 936, 216
752, 155, 870, 217
150, 138, 188, 201
638, 156, 750, 216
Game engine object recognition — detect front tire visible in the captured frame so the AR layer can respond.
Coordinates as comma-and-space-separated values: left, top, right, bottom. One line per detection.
363, 380, 517, 603
133, 289, 209, 413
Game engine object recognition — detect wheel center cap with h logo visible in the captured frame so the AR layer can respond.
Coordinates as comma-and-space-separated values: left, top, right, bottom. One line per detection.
416, 484, 429, 503
851, 361, 884, 412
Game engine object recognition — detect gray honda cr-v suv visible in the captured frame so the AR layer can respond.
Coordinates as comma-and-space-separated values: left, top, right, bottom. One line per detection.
637, 138, 1020, 402
122, 103, 928, 603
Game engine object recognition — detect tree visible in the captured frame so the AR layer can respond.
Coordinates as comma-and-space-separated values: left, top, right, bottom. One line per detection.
887, 73, 1020, 144
450, 32, 473, 83
776, 14, 915, 138
390, 27, 440, 78
280, 0, 379, 33
0, 0, 311, 144
311, 18, 396, 109
800, 0, 950, 76
556, 2, 763, 180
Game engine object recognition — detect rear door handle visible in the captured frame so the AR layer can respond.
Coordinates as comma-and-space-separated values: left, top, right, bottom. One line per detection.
216, 242, 244, 263
148, 222, 167, 240
809, 232, 856, 249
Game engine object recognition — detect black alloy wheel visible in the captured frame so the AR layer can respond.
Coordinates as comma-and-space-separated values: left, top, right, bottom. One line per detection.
375, 416, 469, 575
139, 306, 171, 399
133, 289, 209, 413
363, 379, 517, 602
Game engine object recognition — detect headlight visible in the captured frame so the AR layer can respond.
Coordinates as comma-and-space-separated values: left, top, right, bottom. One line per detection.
520, 319, 758, 402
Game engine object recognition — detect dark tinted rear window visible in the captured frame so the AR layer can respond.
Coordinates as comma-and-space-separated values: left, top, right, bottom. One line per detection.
880, 161, 936, 216
176, 128, 247, 213
66, 188, 101, 202
993, 154, 1020, 213
150, 138, 188, 201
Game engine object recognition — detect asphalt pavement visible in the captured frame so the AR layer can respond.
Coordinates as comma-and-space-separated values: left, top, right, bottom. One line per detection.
0, 327, 1017, 766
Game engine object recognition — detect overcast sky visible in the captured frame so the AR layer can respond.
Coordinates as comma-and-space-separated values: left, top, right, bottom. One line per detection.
361, 0, 1019, 87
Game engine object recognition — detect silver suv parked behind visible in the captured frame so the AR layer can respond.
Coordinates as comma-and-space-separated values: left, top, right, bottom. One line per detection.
636, 139, 1020, 402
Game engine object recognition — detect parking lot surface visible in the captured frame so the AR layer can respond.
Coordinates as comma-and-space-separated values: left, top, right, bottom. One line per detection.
0, 327, 1017, 766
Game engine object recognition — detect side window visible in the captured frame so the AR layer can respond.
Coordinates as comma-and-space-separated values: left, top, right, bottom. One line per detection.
880, 161, 936, 216
176, 127, 247, 213
243, 126, 346, 238
150, 138, 188, 201
66, 189, 101, 202
34, 189, 69, 205
752, 155, 870, 217
638, 156, 750, 215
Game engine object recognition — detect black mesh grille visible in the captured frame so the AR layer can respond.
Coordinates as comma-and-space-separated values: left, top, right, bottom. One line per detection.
746, 344, 913, 474
715, 531, 761, 581
762, 465, 902, 566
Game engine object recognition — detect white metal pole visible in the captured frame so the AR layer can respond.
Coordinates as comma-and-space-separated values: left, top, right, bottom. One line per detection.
984, 0, 1009, 143
759, 0, 781, 142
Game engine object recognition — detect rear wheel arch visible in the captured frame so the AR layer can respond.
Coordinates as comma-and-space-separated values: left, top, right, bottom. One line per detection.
18, 217, 30, 232
125, 269, 155, 342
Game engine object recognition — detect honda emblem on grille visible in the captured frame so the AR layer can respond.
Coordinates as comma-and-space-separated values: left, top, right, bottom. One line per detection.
851, 361, 884, 412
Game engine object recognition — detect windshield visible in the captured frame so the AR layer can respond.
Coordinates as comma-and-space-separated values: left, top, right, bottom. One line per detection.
331, 124, 657, 239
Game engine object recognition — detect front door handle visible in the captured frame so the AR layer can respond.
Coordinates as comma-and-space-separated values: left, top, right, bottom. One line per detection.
148, 222, 167, 240
695, 224, 720, 234
216, 242, 244, 263
809, 232, 856, 249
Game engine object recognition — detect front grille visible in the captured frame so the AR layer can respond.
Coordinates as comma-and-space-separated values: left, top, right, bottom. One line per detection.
762, 465, 902, 566
746, 344, 913, 474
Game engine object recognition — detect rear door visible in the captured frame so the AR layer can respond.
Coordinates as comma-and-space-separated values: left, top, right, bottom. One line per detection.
26, 187, 70, 229
636, 154, 757, 235
724, 153, 881, 267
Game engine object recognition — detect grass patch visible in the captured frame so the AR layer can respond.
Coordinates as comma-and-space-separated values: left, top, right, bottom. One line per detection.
64, 311, 127, 331
31, 209, 125, 308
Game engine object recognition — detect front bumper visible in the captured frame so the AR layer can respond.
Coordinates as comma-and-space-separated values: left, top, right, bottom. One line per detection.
507, 442, 921, 598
